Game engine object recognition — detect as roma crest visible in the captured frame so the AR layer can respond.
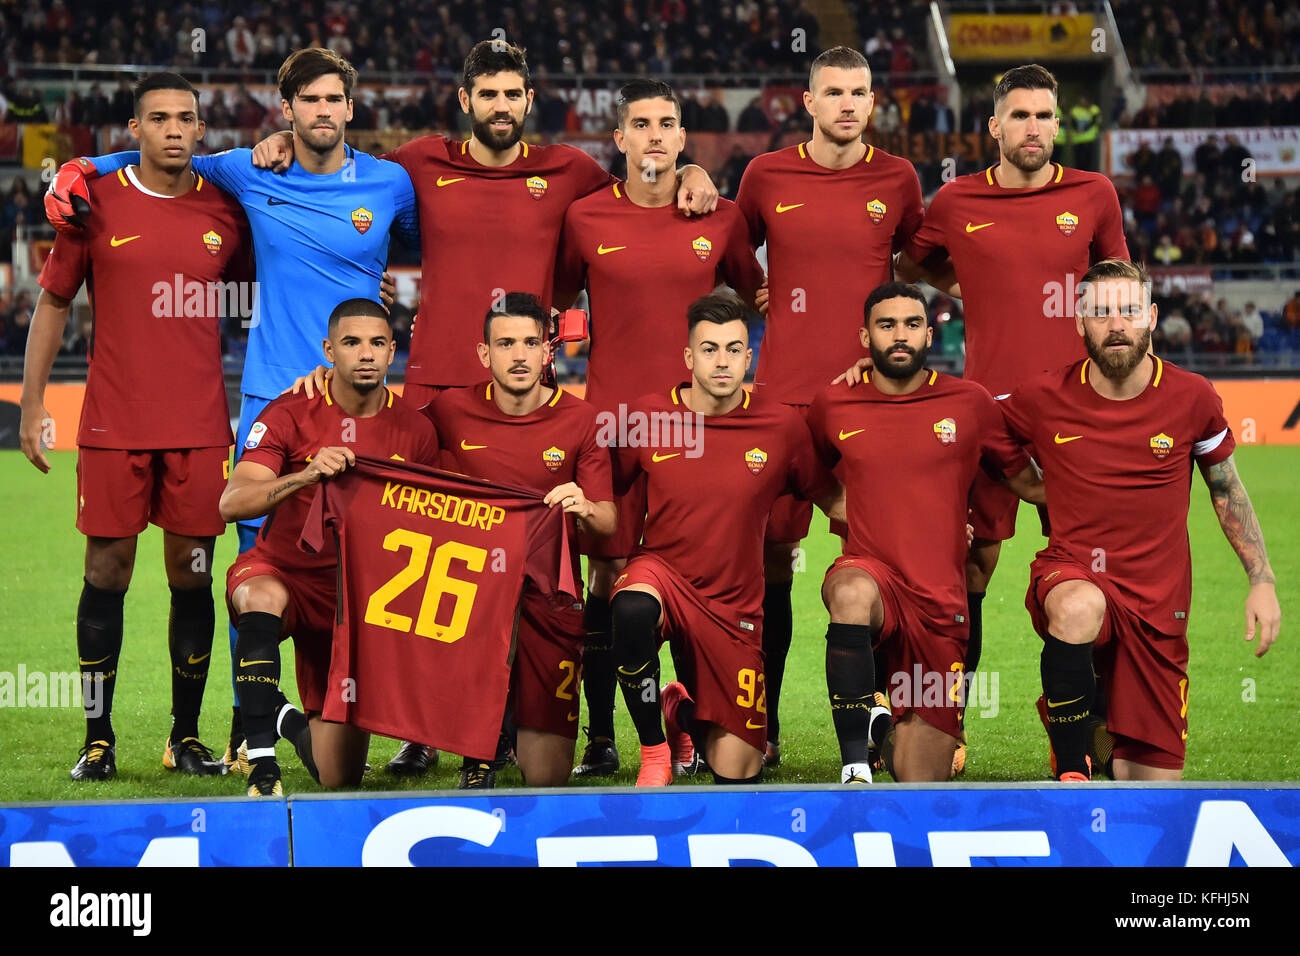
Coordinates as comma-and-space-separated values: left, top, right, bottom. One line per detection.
1149, 432, 1174, 459
542, 445, 566, 472
933, 418, 957, 444
1055, 211, 1079, 236
866, 198, 887, 224
202, 229, 223, 256
526, 176, 548, 200
692, 236, 712, 261
744, 447, 768, 474
351, 207, 373, 234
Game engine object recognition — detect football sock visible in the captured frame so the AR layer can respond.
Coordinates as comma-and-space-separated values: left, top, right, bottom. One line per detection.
873, 643, 891, 697
612, 590, 666, 746
167, 584, 214, 742
77, 578, 125, 746
234, 611, 282, 754
581, 595, 617, 740
275, 697, 308, 742
965, 590, 985, 676
711, 770, 763, 785
1040, 634, 1095, 777
826, 622, 875, 767
229, 523, 260, 706
761, 580, 793, 743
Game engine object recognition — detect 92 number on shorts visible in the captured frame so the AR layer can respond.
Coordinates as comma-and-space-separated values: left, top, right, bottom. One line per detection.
364, 528, 487, 643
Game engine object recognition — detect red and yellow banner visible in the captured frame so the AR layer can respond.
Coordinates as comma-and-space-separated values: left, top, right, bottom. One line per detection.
948, 13, 1099, 60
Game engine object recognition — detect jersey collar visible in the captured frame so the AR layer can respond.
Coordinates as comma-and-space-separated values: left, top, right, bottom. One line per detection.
986, 162, 1064, 188
670, 382, 751, 410
1079, 355, 1163, 388
798, 141, 874, 165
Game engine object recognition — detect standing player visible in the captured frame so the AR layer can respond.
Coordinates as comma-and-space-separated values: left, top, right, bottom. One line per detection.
735, 46, 924, 765
20, 73, 252, 780
428, 293, 615, 788
220, 300, 439, 795
612, 291, 842, 786
553, 78, 765, 778
1001, 260, 1280, 780
808, 283, 1043, 782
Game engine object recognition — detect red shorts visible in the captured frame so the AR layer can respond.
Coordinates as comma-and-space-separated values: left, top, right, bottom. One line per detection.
225, 551, 336, 715
1027, 556, 1189, 770
398, 382, 448, 413
968, 468, 1019, 543
825, 554, 968, 738
76, 446, 228, 538
765, 403, 813, 543
613, 554, 766, 751
512, 586, 585, 739
581, 470, 646, 559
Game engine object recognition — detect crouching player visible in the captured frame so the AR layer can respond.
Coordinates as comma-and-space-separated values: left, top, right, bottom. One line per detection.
612, 291, 844, 786
219, 300, 439, 794
808, 283, 1044, 782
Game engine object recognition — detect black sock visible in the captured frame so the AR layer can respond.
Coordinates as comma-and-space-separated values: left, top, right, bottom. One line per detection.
826, 622, 875, 766
1040, 634, 1095, 776
233, 612, 282, 754
761, 580, 793, 743
965, 591, 985, 676
168, 585, 214, 742
581, 595, 617, 740
612, 591, 665, 747
77, 578, 125, 746
229, 706, 243, 746
711, 770, 763, 785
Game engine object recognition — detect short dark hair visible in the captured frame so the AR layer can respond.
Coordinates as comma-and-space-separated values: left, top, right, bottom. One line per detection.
687, 290, 750, 335
483, 292, 549, 342
809, 46, 870, 91
328, 298, 391, 336
864, 281, 928, 325
133, 72, 199, 117
463, 40, 532, 94
993, 63, 1058, 109
278, 47, 358, 103
1077, 258, 1152, 310
616, 78, 681, 128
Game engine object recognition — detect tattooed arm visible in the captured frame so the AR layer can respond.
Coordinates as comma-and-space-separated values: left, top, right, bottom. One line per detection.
1198, 454, 1281, 657
219, 447, 356, 523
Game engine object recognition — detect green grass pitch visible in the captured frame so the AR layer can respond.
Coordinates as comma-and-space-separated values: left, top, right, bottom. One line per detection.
0, 446, 1295, 801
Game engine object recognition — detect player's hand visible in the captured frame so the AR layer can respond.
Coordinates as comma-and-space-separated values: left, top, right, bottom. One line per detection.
251, 131, 295, 172
380, 271, 396, 309
18, 402, 52, 474
302, 446, 356, 484
676, 164, 719, 217
832, 355, 874, 387
1244, 581, 1280, 657
544, 482, 590, 518
966, 523, 974, 548
755, 278, 769, 317
44, 160, 94, 233
284, 365, 332, 398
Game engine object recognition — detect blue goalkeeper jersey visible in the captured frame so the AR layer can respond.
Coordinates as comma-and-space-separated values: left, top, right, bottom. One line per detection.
89, 146, 419, 399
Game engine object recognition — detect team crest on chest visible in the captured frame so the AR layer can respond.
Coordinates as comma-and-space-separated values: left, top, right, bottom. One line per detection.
542, 445, 566, 472
1055, 211, 1079, 236
692, 236, 712, 261
933, 417, 957, 444
351, 207, 373, 234
202, 229, 222, 256
1149, 432, 1174, 459
744, 447, 768, 474
866, 198, 887, 224
526, 176, 548, 200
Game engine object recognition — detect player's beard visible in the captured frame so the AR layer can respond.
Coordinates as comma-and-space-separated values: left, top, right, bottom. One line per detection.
870, 342, 928, 380
351, 376, 382, 394
472, 112, 524, 153
497, 364, 541, 396
1085, 327, 1152, 380
298, 120, 345, 156
1003, 138, 1054, 174
817, 114, 867, 147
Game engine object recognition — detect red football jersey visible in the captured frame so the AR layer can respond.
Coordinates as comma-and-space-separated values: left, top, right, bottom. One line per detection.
616, 384, 834, 616
555, 183, 765, 413
384, 136, 614, 389
736, 142, 924, 405
237, 384, 440, 573
299, 457, 579, 759
38, 167, 252, 449
807, 372, 1029, 627
904, 163, 1129, 398
1000, 357, 1235, 636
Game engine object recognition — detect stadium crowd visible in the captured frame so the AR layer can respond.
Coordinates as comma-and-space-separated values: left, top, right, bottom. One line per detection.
1113, 0, 1300, 70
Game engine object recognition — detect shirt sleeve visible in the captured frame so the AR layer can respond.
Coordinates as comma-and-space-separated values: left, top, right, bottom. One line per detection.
553, 207, 588, 305
996, 386, 1035, 448
612, 439, 642, 497
82, 151, 137, 176
1191, 378, 1235, 466
893, 162, 925, 254
1091, 178, 1130, 263
237, 401, 293, 473
571, 146, 618, 198
976, 390, 1031, 479
803, 392, 841, 470
734, 164, 766, 248
388, 162, 421, 248
416, 416, 441, 466
192, 149, 255, 196
576, 412, 614, 503
719, 207, 765, 298
36, 228, 90, 299
903, 184, 950, 268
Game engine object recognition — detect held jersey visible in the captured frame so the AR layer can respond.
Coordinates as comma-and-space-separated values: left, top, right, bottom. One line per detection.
299, 457, 578, 760
1000, 357, 1235, 636
904, 163, 1129, 398
38, 167, 251, 449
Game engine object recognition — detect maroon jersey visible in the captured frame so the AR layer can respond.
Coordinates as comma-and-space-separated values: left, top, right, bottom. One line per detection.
237, 384, 439, 573
616, 384, 833, 616
904, 163, 1129, 398
1001, 357, 1235, 636
555, 183, 765, 413
384, 136, 614, 389
299, 457, 578, 760
807, 372, 1028, 627
37, 167, 252, 449
427, 381, 614, 582
736, 142, 923, 405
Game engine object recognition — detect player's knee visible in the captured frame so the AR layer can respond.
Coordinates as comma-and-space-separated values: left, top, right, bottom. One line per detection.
317, 764, 365, 790
1044, 581, 1105, 642
84, 539, 134, 591
822, 571, 879, 624
231, 577, 289, 617
164, 536, 215, 588
611, 589, 661, 653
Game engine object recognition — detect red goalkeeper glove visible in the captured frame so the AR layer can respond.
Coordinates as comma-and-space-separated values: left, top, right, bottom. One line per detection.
44, 158, 99, 233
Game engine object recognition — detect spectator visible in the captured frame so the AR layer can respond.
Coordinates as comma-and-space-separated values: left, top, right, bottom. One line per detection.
225, 14, 256, 67
873, 90, 901, 134
1240, 301, 1265, 342
736, 96, 771, 133
1155, 136, 1183, 198
1154, 233, 1183, 265
1194, 134, 1222, 186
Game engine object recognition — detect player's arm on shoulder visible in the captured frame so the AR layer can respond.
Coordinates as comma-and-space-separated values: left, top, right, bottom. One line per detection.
250, 131, 295, 172
674, 164, 719, 216
220, 447, 357, 522
1199, 453, 1280, 655
192, 149, 254, 194
18, 287, 75, 473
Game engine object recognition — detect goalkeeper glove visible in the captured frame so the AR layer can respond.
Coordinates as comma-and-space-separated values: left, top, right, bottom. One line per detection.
44, 158, 99, 234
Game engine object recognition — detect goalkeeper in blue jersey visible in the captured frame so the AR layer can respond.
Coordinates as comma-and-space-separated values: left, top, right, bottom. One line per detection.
45, 48, 420, 772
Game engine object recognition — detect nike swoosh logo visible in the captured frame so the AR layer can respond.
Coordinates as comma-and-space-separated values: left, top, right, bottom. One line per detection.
1054, 433, 1083, 444
775, 202, 804, 213
460, 440, 487, 451
239, 658, 273, 667
110, 235, 140, 247
234, 567, 252, 577
596, 244, 626, 255
79, 655, 111, 666
436, 176, 466, 186
1045, 695, 1085, 708
965, 221, 994, 233
838, 428, 865, 441
745, 720, 764, 729
187, 652, 210, 665
567, 713, 578, 722
266, 197, 290, 205
651, 452, 680, 463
